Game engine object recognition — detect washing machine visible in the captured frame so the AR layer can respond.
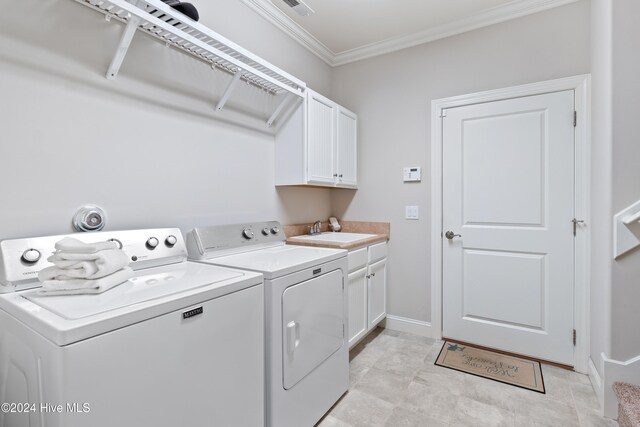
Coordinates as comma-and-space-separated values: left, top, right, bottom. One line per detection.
0, 228, 265, 427
186, 221, 348, 427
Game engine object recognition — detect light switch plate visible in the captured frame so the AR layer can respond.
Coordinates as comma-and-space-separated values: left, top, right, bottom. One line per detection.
405, 206, 419, 220
403, 167, 422, 182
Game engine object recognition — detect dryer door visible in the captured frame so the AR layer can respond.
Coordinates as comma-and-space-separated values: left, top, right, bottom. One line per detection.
282, 269, 344, 390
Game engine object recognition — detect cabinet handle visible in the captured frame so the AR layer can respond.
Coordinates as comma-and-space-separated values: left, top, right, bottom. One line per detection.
372, 272, 376, 277
366, 274, 371, 279
339, 174, 343, 178
333, 173, 338, 178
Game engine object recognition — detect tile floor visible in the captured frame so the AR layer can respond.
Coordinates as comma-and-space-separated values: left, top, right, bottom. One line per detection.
318, 328, 617, 427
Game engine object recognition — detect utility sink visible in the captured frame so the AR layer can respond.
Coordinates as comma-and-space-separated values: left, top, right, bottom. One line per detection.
289, 232, 377, 243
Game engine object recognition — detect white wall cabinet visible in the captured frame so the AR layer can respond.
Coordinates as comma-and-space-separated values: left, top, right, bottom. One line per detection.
347, 242, 387, 349
276, 89, 357, 188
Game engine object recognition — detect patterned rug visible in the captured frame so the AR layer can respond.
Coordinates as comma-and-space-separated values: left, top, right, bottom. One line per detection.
435, 341, 545, 393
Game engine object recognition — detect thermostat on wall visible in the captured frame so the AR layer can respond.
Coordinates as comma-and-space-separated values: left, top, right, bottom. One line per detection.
403, 167, 422, 182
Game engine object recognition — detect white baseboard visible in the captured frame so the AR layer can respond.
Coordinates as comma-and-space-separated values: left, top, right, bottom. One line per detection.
602, 353, 640, 419
589, 357, 604, 413
381, 315, 432, 338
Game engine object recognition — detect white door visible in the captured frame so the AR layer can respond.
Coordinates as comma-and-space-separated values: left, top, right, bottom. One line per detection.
336, 107, 358, 188
442, 90, 575, 365
307, 90, 336, 185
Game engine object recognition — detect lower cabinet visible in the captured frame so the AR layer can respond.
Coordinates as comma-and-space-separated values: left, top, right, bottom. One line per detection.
347, 267, 368, 346
367, 258, 387, 329
347, 242, 387, 349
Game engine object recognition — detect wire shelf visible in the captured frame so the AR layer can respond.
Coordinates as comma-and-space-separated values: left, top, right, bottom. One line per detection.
75, 0, 306, 98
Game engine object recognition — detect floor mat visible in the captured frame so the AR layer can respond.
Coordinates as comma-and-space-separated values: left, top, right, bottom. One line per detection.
435, 340, 545, 393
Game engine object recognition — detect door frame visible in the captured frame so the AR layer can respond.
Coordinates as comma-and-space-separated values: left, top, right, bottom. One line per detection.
430, 75, 591, 373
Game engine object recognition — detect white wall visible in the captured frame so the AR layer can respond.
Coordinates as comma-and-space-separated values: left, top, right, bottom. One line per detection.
610, 0, 640, 362
0, 0, 333, 239
589, 0, 613, 379
330, 2, 591, 323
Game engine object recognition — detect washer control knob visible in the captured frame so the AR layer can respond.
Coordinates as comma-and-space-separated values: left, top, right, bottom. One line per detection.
270, 227, 280, 235
262, 228, 270, 236
242, 229, 255, 239
108, 238, 123, 249
21, 249, 41, 264
146, 237, 159, 250
165, 235, 178, 247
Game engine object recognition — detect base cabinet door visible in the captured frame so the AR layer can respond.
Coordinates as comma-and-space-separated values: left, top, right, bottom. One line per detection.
368, 259, 387, 329
347, 267, 368, 346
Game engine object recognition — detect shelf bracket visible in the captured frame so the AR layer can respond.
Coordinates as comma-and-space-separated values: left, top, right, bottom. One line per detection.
106, 14, 141, 80
216, 70, 244, 111
266, 92, 297, 128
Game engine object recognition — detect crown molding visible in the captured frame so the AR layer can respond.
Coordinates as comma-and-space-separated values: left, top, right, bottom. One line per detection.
240, 0, 335, 66
242, 0, 582, 67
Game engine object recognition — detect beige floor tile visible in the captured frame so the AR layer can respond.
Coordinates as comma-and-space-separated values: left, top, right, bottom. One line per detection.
451, 395, 515, 427
324, 329, 610, 427
373, 348, 425, 378
570, 381, 600, 411
576, 407, 618, 427
414, 365, 466, 395
330, 389, 395, 427
398, 380, 460, 424
354, 367, 414, 405
539, 370, 575, 405
316, 414, 354, 427
383, 407, 449, 427
514, 397, 580, 427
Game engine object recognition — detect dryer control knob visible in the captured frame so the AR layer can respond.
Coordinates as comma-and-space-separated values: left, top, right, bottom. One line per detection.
146, 237, 159, 250
242, 229, 255, 239
270, 227, 280, 235
21, 249, 41, 264
165, 235, 178, 247
262, 228, 270, 236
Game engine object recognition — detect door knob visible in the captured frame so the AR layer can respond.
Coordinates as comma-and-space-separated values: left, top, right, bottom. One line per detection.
445, 231, 461, 240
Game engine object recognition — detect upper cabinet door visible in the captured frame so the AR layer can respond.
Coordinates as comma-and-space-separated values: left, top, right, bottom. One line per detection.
336, 107, 358, 188
306, 90, 336, 185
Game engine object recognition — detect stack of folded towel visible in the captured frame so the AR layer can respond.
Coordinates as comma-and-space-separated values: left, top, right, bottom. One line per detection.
37, 237, 133, 296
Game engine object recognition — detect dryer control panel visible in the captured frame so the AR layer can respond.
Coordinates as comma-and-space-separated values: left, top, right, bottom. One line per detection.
187, 221, 284, 259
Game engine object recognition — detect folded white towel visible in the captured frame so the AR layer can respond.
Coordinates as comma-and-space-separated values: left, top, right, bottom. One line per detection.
40, 249, 130, 280
38, 267, 134, 296
54, 237, 118, 254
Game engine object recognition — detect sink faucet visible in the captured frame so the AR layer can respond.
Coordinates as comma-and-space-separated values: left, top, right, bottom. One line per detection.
308, 220, 322, 235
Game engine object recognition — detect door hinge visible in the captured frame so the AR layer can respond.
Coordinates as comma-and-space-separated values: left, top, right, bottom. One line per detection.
573, 111, 577, 127
440, 109, 448, 118
573, 329, 577, 346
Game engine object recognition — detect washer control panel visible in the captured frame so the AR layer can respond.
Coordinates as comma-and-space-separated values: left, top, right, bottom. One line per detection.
0, 228, 187, 293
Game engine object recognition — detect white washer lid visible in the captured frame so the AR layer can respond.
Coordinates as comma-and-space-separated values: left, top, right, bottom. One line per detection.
203, 245, 346, 279
0, 262, 263, 346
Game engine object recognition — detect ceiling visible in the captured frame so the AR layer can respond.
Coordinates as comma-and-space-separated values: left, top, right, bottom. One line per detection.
241, 0, 581, 66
